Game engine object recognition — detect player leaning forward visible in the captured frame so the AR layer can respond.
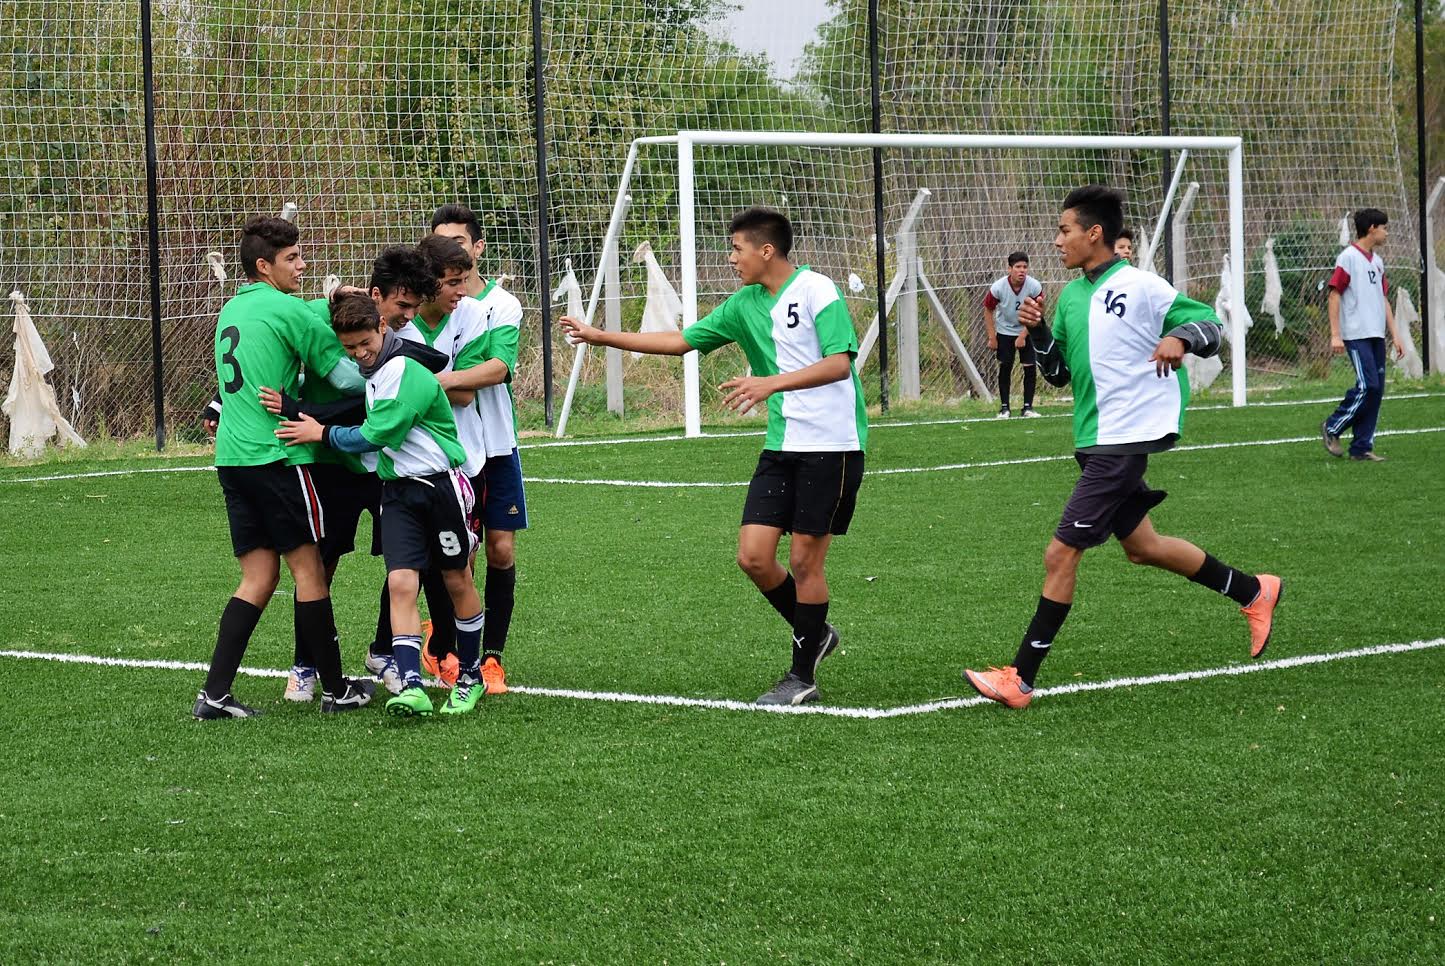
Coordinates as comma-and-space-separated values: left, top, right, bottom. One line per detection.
964, 186, 1283, 709
561, 207, 866, 706
277, 293, 488, 717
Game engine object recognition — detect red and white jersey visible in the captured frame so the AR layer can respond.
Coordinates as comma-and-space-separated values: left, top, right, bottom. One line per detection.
1327, 244, 1388, 340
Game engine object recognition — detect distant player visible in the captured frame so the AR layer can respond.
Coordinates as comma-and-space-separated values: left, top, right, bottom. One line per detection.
561, 207, 867, 706
425, 204, 527, 694
984, 252, 1043, 418
963, 186, 1282, 709
1114, 227, 1135, 264
1320, 208, 1407, 462
194, 216, 375, 719
276, 292, 487, 718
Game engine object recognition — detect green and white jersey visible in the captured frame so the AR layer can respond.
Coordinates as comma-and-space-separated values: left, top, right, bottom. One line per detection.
1051, 262, 1219, 448
683, 266, 868, 453
398, 302, 489, 476
461, 280, 523, 458
359, 356, 466, 481
214, 283, 345, 467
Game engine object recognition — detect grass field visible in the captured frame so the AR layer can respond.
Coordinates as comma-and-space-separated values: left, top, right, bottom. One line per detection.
1, 382, 1443, 963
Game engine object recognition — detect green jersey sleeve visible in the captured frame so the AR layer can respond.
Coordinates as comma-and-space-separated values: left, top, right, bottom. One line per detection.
295, 305, 345, 379
457, 322, 520, 378
1160, 291, 1220, 336
812, 287, 858, 357
682, 294, 739, 354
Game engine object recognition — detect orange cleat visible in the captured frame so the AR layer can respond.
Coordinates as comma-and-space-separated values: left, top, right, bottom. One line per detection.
481, 655, 509, 695
1242, 574, 1283, 659
963, 665, 1033, 709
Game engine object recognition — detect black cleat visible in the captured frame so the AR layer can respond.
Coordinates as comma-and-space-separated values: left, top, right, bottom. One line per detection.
813, 622, 841, 676
192, 691, 262, 720
321, 678, 377, 713
755, 672, 820, 707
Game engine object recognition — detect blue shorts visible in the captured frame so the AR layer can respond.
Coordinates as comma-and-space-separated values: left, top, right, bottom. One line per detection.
471, 448, 529, 533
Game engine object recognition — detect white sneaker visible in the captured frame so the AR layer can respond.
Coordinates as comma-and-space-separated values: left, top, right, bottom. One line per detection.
364, 652, 406, 695
284, 665, 317, 702
1021, 406, 1041, 418
996, 407, 1010, 419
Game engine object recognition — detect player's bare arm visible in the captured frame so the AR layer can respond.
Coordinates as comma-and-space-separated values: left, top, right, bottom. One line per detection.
560, 315, 691, 356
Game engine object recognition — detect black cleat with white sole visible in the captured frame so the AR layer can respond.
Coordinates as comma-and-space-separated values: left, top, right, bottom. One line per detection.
814, 622, 840, 675
755, 672, 820, 706
192, 691, 262, 720
321, 678, 377, 713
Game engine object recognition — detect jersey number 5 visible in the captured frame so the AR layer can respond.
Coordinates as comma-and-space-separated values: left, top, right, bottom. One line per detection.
786, 303, 800, 328
218, 325, 244, 394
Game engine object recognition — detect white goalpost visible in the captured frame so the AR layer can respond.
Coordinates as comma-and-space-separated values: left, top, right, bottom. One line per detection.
556, 131, 1249, 438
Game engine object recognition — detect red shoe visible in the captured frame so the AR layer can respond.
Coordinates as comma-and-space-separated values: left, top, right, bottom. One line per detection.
419, 619, 459, 686
963, 665, 1033, 709
1242, 574, 1283, 659
481, 655, 509, 695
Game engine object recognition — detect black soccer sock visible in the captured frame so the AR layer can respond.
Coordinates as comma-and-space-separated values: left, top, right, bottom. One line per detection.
295, 597, 346, 694
1011, 596, 1072, 688
998, 355, 1013, 409
761, 572, 797, 625
203, 597, 264, 697
1023, 364, 1037, 408
393, 634, 424, 690
482, 565, 516, 656
371, 577, 393, 657
421, 569, 457, 658
291, 596, 309, 668
788, 600, 830, 684
456, 611, 484, 679
1188, 553, 1261, 607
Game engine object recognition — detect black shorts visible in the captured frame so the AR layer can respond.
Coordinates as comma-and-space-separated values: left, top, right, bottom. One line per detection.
1055, 453, 1168, 550
217, 460, 324, 557
311, 463, 383, 564
995, 338, 1036, 366
380, 470, 479, 573
741, 450, 865, 537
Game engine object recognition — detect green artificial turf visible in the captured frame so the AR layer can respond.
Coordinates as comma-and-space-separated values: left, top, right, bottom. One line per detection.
0, 385, 1441, 963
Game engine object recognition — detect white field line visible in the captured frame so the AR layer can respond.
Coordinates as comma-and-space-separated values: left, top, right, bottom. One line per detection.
1, 636, 1440, 719
7, 392, 1441, 485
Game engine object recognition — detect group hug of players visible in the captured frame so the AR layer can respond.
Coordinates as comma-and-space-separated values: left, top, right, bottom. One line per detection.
195, 186, 1284, 719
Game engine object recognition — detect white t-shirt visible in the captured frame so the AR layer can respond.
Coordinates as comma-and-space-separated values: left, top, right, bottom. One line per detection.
398, 300, 490, 478
1328, 244, 1388, 341
984, 275, 1044, 336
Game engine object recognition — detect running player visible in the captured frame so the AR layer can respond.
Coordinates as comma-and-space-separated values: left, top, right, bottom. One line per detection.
963, 185, 1282, 709
561, 207, 866, 706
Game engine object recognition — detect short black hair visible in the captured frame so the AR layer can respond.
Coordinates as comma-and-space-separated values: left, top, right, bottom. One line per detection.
1062, 185, 1125, 246
728, 207, 793, 258
239, 216, 299, 280
329, 290, 382, 334
1116, 228, 1135, 243
1007, 251, 1029, 267
1354, 208, 1388, 238
417, 233, 474, 277
370, 245, 439, 301
430, 203, 483, 244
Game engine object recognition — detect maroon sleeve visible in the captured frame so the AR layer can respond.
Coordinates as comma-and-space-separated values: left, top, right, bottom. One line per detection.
1381, 270, 1388, 297
983, 291, 1000, 310
1326, 266, 1351, 293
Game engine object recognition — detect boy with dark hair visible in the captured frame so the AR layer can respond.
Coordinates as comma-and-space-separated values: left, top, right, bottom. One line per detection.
426, 205, 528, 694
561, 206, 867, 706
1114, 227, 1135, 264
194, 216, 375, 719
984, 251, 1043, 418
1320, 207, 1407, 462
963, 185, 1282, 709
276, 293, 487, 717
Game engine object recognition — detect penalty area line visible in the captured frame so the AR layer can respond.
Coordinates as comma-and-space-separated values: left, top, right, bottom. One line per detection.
0, 636, 1440, 719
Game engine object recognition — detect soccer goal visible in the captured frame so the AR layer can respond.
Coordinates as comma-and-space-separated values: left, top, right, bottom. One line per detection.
556, 131, 1248, 438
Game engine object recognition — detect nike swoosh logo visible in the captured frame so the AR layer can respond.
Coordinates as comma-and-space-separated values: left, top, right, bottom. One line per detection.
1072, 521, 1092, 528
1029, 640, 1051, 649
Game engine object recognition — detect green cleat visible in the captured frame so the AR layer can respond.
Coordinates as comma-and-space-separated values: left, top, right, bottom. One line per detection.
439, 678, 484, 716
385, 686, 434, 718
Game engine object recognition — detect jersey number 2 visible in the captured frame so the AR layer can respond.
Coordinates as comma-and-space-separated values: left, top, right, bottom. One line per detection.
218, 325, 244, 394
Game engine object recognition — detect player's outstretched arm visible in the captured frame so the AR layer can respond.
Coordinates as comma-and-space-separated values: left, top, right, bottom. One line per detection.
560, 315, 691, 356
719, 352, 852, 412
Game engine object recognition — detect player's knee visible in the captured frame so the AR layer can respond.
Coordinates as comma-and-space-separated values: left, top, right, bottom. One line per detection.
737, 547, 770, 578
486, 537, 515, 569
1042, 540, 1080, 574
388, 570, 420, 600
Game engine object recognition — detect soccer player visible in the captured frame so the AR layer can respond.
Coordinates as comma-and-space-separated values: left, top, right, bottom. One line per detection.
1320, 208, 1407, 462
963, 186, 1283, 709
426, 204, 527, 694
194, 216, 375, 719
984, 252, 1043, 418
276, 292, 487, 717
264, 246, 447, 700
560, 207, 867, 706
1114, 227, 1135, 264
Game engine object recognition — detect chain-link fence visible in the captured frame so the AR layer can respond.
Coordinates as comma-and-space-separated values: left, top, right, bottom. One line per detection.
0, 0, 1433, 446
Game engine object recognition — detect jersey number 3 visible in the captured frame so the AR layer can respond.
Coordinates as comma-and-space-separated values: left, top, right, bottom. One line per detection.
218, 325, 244, 394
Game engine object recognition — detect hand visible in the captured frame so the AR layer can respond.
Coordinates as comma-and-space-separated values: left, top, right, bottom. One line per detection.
258, 386, 284, 416
559, 315, 599, 346
202, 419, 218, 435
1018, 295, 1045, 329
1149, 335, 1188, 377
986, 333, 998, 351
1393, 336, 1407, 361
334, 284, 366, 297
1330, 335, 1345, 355
1014, 332, 1027, 349
275, 412, 324, 446
719, 374, 777, 412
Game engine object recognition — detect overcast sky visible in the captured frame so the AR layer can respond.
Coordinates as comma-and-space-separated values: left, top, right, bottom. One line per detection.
703, 0, 835, 81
